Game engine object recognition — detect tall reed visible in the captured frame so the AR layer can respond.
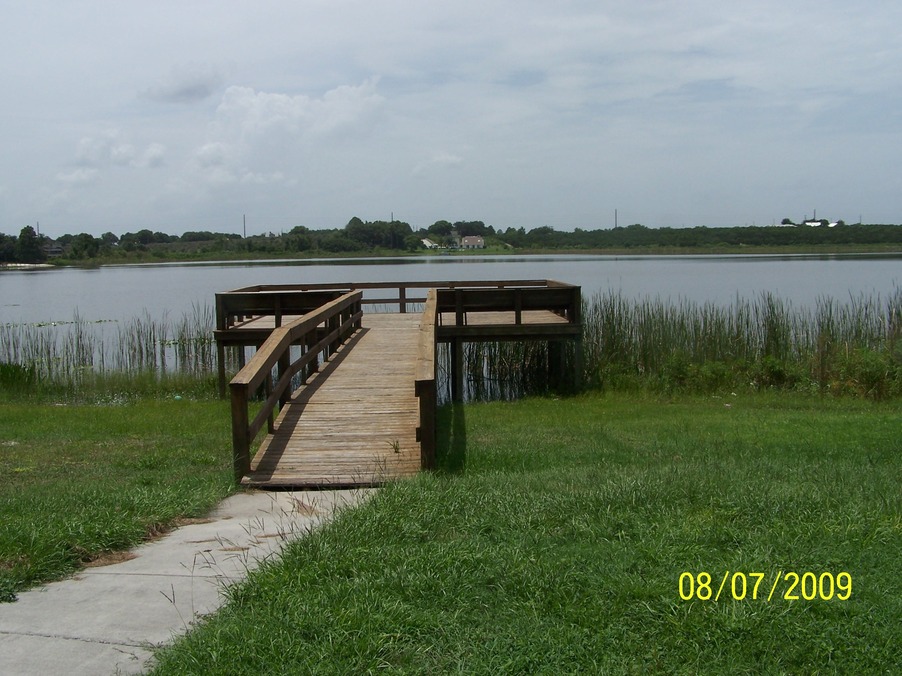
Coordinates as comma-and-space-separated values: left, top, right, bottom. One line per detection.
0, 304, 227, 395
580, 287, 902, 398
450, 287, 902, 401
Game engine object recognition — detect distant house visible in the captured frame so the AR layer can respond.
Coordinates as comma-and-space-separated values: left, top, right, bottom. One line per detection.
460, 236, 485, 249
42, 241, 64, 257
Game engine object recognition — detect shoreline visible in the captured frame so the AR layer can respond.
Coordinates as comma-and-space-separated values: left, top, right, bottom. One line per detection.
5, 244, 902, 270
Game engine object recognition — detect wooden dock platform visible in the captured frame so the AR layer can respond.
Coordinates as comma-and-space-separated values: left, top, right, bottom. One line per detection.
241, 313, 422, 488
217, 280, 582, 488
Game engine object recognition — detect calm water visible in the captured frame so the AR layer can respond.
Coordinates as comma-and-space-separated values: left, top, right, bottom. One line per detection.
2, 253, 901, 325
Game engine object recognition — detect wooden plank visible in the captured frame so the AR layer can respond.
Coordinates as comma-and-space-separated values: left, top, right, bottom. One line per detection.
242, 313, 422, 488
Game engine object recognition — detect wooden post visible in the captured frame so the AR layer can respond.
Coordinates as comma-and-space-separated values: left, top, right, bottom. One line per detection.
217, 341, 227, 398
265, 374, 275, 433
231, 384, 250, 482
451, 338, 464, 402
305, 332, 319, 382
416, 379, 436, 469
278, 349, 291, 406
399, 286, 407, 313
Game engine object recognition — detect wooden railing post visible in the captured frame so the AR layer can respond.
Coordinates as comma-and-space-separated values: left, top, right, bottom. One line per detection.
278, 351, 291, 406
416, 288, 438, 469
231, 383, 250, 482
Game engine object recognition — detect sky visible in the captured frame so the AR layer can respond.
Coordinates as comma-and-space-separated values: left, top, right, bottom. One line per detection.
2, 1, 901, 238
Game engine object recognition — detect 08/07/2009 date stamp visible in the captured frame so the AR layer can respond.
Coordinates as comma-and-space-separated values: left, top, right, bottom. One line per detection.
679, 571, 852, 602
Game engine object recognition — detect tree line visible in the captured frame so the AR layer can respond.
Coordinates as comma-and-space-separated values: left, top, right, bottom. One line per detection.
3, 218, 902, 264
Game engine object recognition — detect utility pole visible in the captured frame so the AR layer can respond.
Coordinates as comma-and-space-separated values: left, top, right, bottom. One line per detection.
243, 214, 246, 238
614, 209, 618, 229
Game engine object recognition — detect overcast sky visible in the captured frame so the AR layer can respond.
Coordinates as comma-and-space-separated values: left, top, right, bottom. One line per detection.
2, 1, 901, 238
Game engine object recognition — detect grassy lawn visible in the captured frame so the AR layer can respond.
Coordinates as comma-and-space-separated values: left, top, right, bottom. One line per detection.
0, 397, 234, 602
150, 392, 902, 674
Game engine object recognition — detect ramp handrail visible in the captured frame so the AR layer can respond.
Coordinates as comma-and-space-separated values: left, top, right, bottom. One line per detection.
229, 291, 363, 481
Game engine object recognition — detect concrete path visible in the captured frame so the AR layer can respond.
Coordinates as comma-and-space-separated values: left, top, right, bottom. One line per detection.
0, 489, 373, 675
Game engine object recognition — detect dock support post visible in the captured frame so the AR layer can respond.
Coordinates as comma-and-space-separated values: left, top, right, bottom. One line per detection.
451, 338, 464, 402
217, 341, 226, 398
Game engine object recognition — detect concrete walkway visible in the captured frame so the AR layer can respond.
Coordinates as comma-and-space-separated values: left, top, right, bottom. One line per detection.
0, 489, 373, 675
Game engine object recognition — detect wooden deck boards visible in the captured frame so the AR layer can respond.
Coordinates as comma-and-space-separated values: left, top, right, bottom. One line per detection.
241, 313, 422, 488
235, 306, 579, 489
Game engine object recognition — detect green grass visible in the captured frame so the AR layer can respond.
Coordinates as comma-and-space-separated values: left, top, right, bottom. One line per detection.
0, 396, 234, 602
150, 392, 902, 674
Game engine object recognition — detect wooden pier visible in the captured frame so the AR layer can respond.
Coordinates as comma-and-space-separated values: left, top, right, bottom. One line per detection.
215, 280, 580, 488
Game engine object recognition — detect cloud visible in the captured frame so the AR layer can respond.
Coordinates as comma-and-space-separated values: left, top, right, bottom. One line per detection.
140, 143, 166, 168
412, 152, 464, 175
56, 168, 100, 186
186, 80, 386, 191
195, 142, 229, 168
73, 132, 166, 170
6, 2, 902, 232
212, 79, 384, 139
143, 63, 224, 104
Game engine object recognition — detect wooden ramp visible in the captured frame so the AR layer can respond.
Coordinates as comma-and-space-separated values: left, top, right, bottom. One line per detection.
241, 313, 422, 488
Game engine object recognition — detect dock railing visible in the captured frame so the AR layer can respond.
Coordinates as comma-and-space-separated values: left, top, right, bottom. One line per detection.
217, 280, 558, 316
229, 291, 363, 481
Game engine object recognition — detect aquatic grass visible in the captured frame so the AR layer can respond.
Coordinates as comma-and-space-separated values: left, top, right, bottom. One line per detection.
433, 289, 902, 401
577, 288, 902, 398
1, 303, 232, 397
3, 291, 901, 401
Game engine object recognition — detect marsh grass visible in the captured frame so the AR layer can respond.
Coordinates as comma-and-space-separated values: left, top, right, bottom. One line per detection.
0, 398, 234, 602
1, 304, 231, 398
149, 393, 902, 673
457, 288, 902, 401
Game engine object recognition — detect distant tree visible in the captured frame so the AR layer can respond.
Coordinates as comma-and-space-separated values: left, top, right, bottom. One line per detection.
70, 233, 100, 259
181, 231, 218, 242
100, 231, 119, 245
0, 232, 16, 262
405, 234, 424, 251
781, 218, 794, 225
16, 225, 46, 263
453, 220, 490, 237
427, 220, 453, 237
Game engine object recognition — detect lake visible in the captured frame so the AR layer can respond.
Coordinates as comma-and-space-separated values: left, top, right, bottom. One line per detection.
2, 253, 901, 326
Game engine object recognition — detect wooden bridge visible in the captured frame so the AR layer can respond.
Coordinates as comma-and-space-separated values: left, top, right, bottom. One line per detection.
214, 280, 581, 488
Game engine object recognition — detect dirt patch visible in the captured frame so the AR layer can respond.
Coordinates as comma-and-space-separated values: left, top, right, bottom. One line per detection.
172, 517, 216, 528
83, 551, 139, 568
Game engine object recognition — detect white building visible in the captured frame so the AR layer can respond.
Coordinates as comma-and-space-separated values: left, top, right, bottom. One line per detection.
459, 236, 485, 249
